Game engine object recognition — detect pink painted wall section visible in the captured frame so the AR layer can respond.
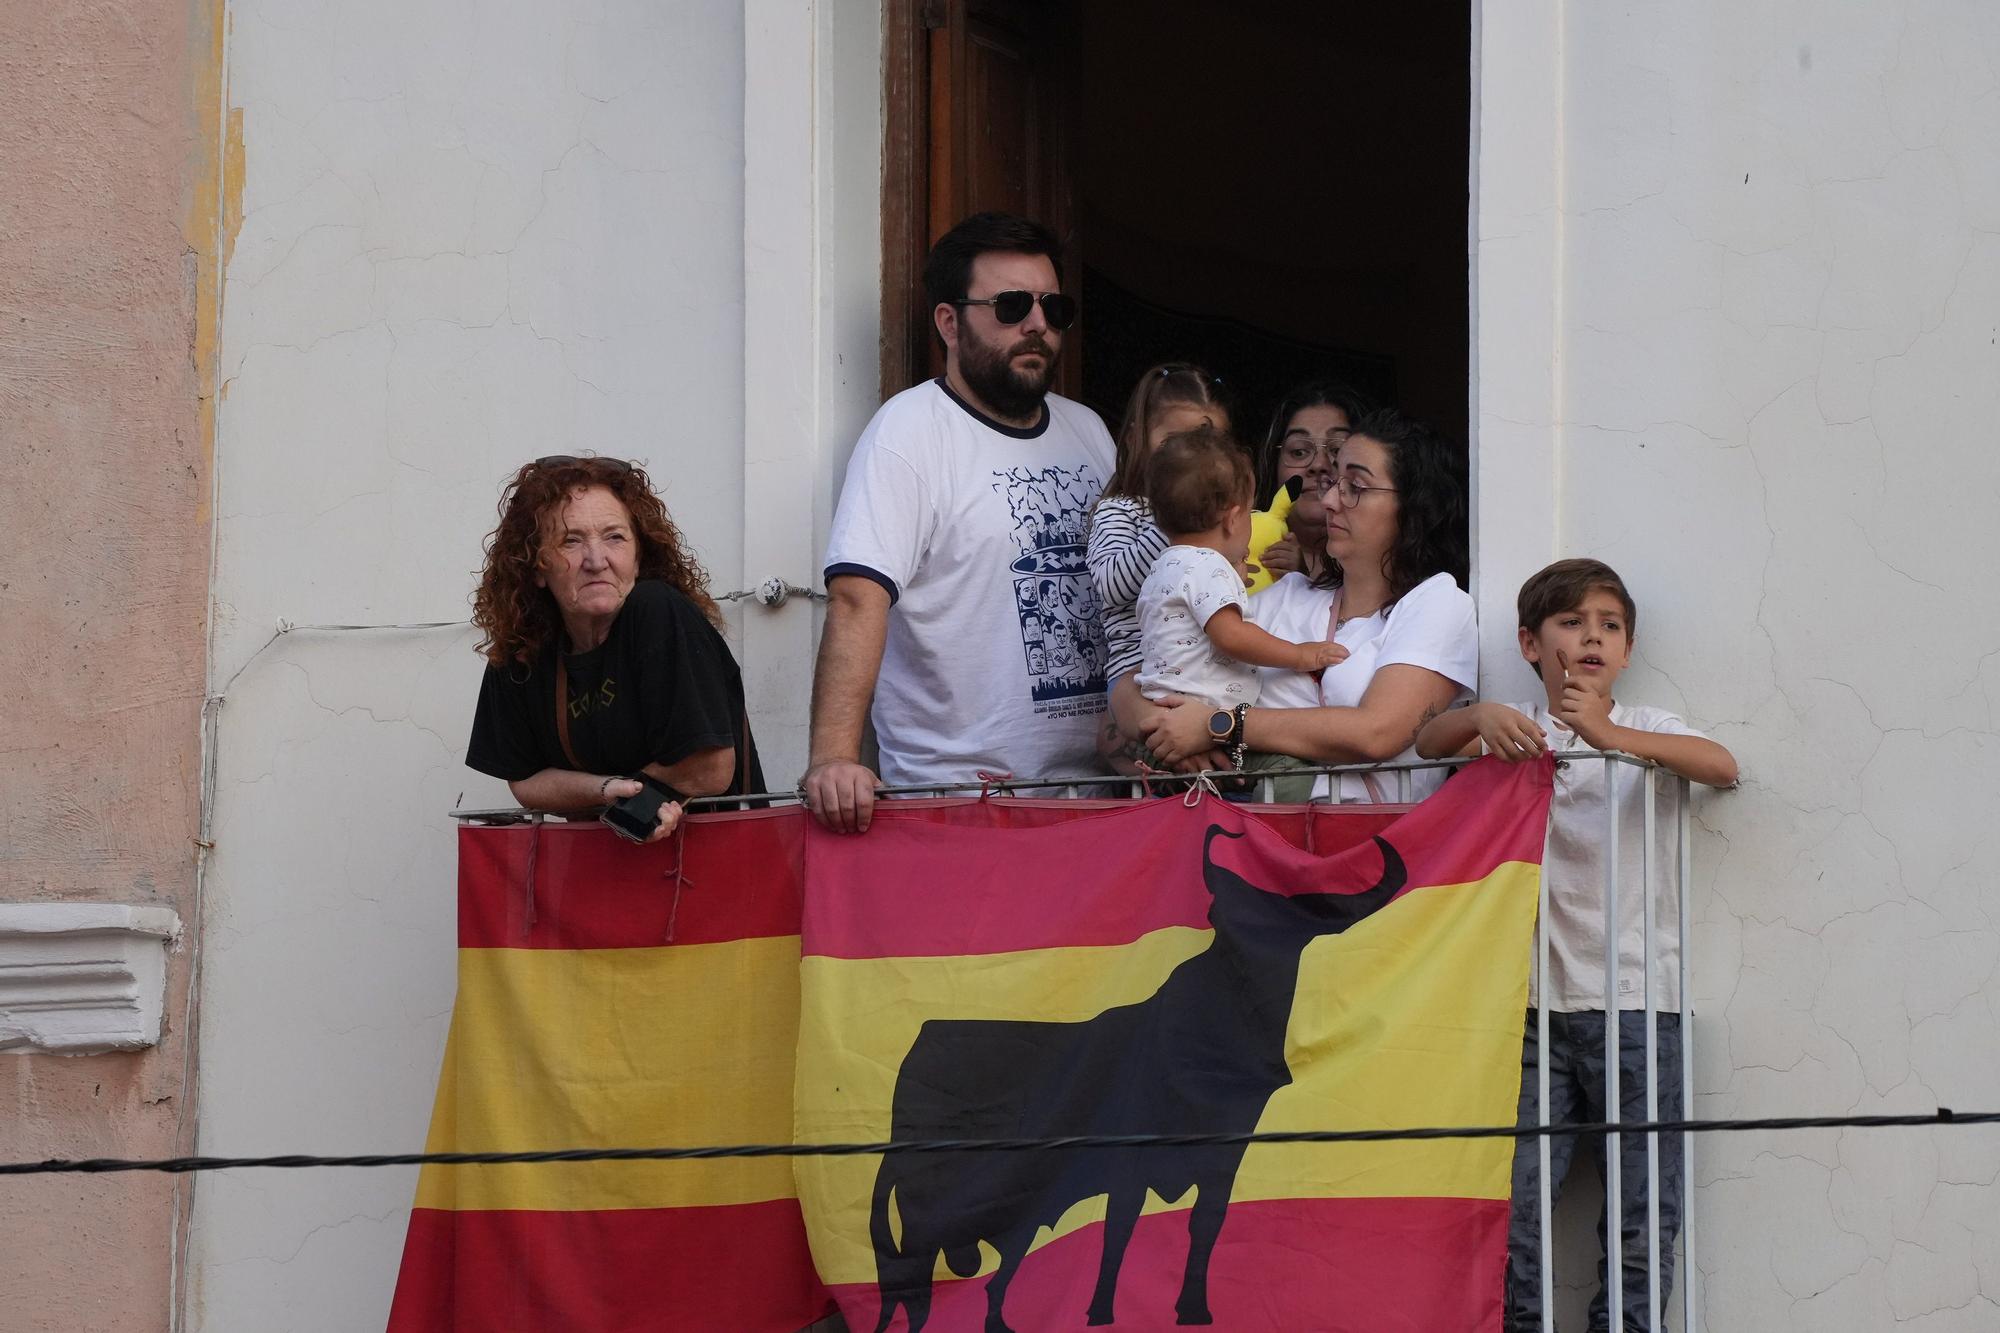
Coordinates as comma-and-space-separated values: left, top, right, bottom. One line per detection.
0, 0, 226, 1328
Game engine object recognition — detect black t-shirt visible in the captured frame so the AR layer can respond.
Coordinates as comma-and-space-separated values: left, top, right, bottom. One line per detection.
465, 580, 765, 796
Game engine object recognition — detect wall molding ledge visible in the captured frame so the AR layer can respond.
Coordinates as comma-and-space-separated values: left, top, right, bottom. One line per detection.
0, 903, 182, 1055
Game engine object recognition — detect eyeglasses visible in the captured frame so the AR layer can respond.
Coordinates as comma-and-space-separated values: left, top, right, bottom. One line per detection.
954, 290, 1078, 330
1321, 473, 1397, 506
1278, 430, 1354, 468
533, 455, 634, 472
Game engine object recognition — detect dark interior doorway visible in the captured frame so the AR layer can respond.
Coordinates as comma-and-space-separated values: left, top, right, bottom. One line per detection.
884, 0, 1471, 453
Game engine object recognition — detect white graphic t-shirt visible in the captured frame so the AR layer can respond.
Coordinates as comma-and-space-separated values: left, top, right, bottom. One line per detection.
1135, 545, 1260, 708
823, 379, 1117, 786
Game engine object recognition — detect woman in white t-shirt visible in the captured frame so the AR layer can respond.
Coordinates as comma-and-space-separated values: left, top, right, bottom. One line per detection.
1112, 408, 1478, 802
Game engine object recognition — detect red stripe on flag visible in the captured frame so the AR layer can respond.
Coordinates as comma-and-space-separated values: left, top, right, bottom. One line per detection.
452, 804, 1399, 953
387, 1200, 834, 1333
803, 756, 1550, 960
457, 809, 805, 950
825, 1194, 1507, 1332
457, 756, 1547, 955
855, 795, 1399, 848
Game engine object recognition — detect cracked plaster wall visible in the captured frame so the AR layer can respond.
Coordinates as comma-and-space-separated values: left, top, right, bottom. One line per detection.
1522, 3, 2000, 1328
185, 2, 757, 1328
0, 1, 221, 1329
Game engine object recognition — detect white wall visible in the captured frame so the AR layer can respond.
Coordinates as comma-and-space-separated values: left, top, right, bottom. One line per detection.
187, 0, 2000, 1326
186, 3, 879, 1328
1479, 2, 2000, 1328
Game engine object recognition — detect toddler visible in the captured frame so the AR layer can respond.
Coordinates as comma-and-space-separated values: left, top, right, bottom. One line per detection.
1135, 425, 1345, 765
1086, 363, 1232, 687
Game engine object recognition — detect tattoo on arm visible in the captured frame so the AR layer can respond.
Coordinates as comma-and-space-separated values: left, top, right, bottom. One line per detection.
1102, 715, 1148, 763
1405, 700, 1445, 750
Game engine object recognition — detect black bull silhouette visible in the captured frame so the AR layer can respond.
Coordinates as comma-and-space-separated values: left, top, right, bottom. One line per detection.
868, 825, 1408, 1332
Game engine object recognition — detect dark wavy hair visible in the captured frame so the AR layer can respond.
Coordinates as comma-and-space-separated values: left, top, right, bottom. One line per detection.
1314, 408, 1469, 602
472, 457, 719, 668
1257, 379, 1375, 505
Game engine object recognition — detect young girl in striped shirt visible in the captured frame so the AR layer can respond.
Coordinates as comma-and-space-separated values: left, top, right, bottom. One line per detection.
1087, 363, 1230, 768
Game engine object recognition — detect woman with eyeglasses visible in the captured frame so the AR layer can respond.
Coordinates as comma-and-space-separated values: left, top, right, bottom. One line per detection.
1252, 380, 1375, 584
1116, 408, 1477, 802
466, 456, 764, 839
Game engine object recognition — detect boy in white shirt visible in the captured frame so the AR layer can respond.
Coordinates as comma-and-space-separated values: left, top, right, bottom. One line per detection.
1416, 558, 1737, 1333
1134, 426, 1345, 760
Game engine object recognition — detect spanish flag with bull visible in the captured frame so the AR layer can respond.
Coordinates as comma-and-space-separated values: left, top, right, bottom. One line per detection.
795, 757, 1549, 1332
390, 757, 1550, 1332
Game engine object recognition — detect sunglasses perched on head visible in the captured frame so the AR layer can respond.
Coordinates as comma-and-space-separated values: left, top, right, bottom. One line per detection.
533, 454, 634, 473
953, 290, 1078, 330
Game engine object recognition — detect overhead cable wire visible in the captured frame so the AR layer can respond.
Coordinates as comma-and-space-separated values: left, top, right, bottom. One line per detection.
5, 1107, 1988, 1177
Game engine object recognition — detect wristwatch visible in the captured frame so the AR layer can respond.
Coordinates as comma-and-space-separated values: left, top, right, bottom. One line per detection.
1206, 708, 1234, 749
1205, 705, 1250, 768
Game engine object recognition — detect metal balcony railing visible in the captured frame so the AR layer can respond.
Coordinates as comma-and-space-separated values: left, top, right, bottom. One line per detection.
453, 751, 1699, 1333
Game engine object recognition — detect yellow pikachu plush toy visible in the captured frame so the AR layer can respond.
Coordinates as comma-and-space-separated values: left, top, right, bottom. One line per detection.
1242, 475, 1304, 594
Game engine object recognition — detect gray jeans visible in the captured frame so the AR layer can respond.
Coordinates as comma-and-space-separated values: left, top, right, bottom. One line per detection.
1505, 1009, 1684, 1333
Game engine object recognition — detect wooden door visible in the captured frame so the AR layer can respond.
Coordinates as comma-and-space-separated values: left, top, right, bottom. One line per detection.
882, 0, 1079, 401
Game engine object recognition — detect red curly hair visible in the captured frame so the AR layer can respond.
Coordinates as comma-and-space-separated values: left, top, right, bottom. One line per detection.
472, 457, 720, 668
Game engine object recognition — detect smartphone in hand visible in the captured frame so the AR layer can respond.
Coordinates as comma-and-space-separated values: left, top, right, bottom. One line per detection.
600, 775, 684, 843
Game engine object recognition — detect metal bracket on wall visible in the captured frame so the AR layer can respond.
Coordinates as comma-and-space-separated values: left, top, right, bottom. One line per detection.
716, 580, 828, 609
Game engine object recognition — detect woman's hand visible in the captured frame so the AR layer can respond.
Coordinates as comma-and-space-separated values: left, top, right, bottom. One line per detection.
1111, 676, 1229, 773
647, 800, 684, 842
1138, 694, 1223, 768
599, 776, 684, 842
1259, 534, 1304, 576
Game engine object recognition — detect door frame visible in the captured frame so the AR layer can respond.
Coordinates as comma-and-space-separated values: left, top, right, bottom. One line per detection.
880, 0, 932, 401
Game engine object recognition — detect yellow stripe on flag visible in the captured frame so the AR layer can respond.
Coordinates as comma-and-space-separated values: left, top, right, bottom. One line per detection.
795, 926, 1215, 1144
1243, 862, 1538, 1201
415, 936, 801, 1212
795, 867, 1536, 1285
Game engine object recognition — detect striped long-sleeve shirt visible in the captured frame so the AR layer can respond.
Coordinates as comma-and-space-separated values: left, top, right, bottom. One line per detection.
1086, 494, 1170, 682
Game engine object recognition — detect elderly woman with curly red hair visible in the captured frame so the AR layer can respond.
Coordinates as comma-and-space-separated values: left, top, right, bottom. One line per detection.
466, 456, 763, 839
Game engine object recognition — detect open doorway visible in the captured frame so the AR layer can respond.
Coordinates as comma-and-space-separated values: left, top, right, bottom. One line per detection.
883, 0, 1472, 454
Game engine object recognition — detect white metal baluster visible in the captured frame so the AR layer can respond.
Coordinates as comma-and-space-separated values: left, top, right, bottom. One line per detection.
1643, 765, 1661, 1331
1603, 756, 1623, 1325
1679, 784, 1697, 1333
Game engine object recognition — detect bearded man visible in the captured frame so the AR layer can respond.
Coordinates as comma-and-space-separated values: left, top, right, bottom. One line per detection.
806, 213, 1116, 832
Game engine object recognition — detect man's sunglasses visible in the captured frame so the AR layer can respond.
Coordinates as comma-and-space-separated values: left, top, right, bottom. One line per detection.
953, 290, 1078, 330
